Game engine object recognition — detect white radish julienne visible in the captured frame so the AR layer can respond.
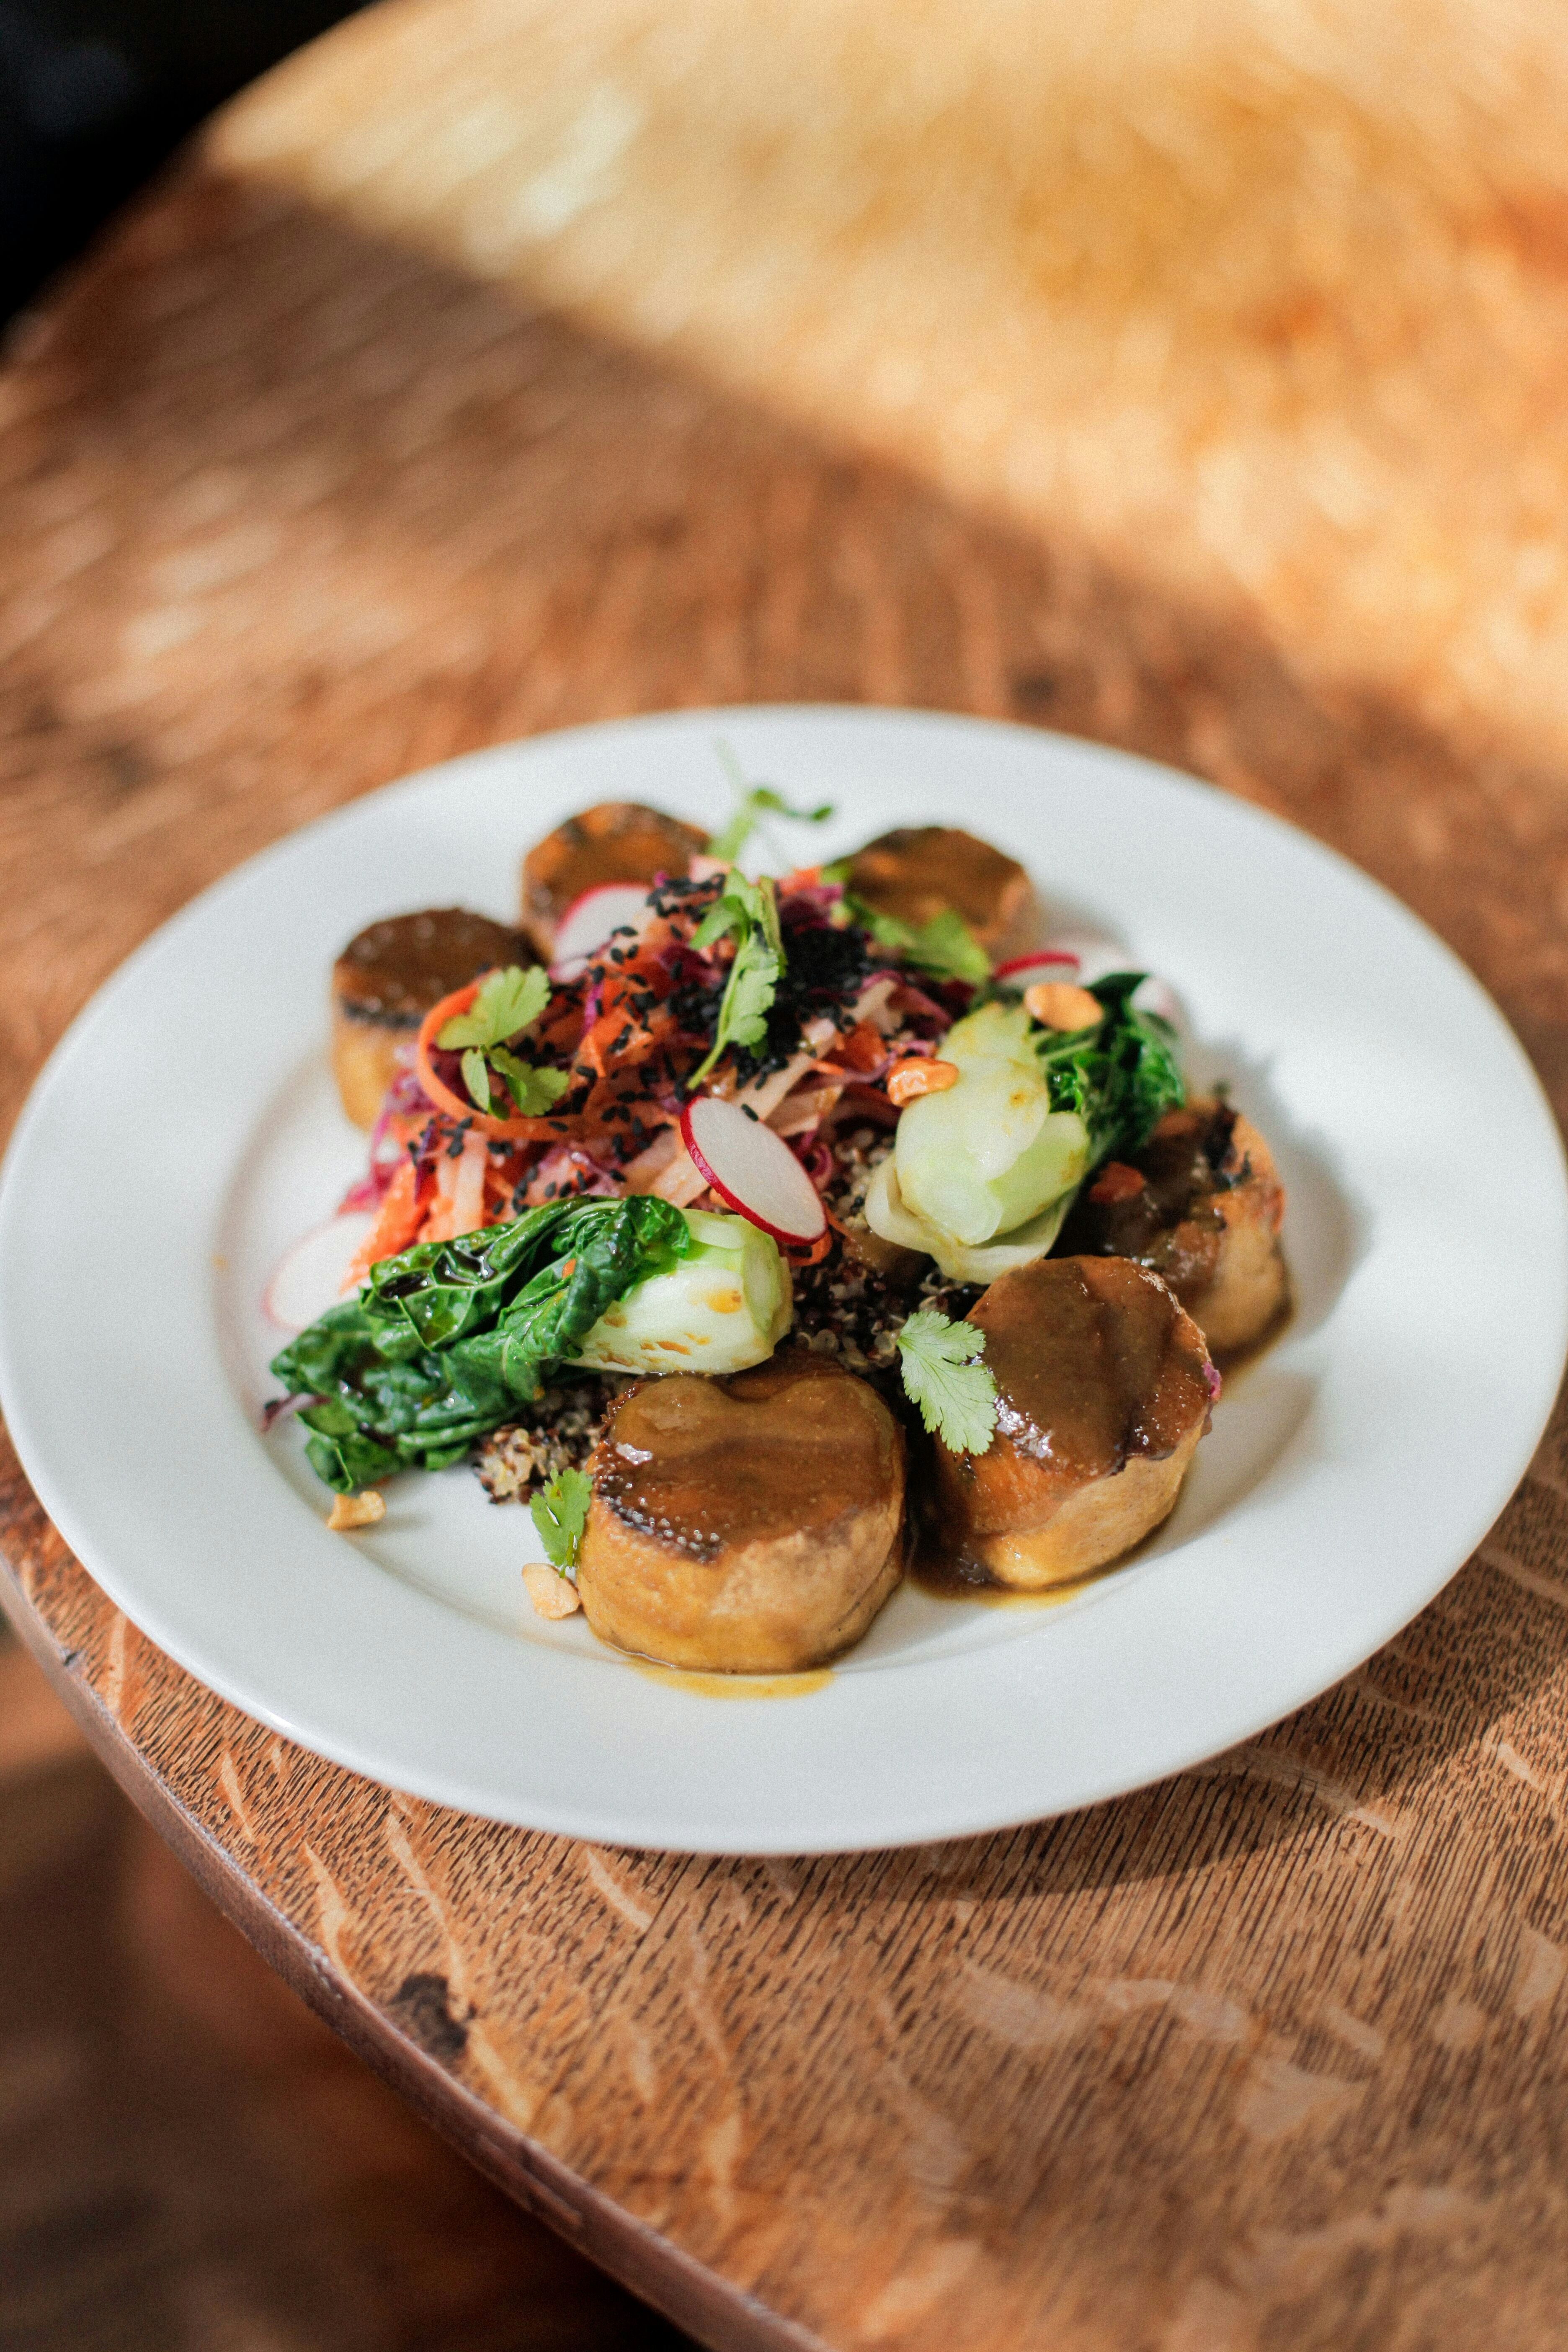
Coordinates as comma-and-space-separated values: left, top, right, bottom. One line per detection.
263, 1211, 376, 1331
549, 882, 652, 976
680, 1094, 827, 1246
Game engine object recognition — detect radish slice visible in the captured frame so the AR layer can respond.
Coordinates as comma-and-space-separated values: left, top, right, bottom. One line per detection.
680, 1096, 827, 1246
993, 949, 1082, 984
263, 1211, 376, 1332
550, 882, 652, 975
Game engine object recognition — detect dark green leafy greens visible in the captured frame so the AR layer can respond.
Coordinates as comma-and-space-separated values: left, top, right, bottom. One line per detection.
270, 1196, 692, 1493
531, 1467, 592, 1576
688, 869, 785, 1085
1027, 972, 1184, 1165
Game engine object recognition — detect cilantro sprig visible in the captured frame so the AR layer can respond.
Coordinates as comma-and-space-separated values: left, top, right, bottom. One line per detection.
895, 1310, 998, 1455
843, 895, 991, 988
436, 965, 569, 1117
706, 742, 834, 864
688, 870, 785, 1086
531, 1465, 592, 1578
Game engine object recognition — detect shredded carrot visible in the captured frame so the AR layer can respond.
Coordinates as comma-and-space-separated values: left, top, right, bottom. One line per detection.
343, 1158, 424, 1287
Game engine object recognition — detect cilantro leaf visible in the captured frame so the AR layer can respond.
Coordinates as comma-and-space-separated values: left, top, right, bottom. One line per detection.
461, 1047, 492, 1112
530, 1466, 592, 1576
844, 895, 991, 986
489, 1048, 573, 1117
706, 742, 835, 863
689, 874, 784, 1086
896, 1310, 998, 1455
719, 936, 780, 1050
438, 964, 551, 1052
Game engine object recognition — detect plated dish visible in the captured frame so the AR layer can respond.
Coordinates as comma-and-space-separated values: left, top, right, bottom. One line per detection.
266, 768, 1287, 1671
1, 707, 1564, 1853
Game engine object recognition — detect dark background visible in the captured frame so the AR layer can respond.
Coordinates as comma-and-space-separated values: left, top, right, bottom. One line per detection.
1, 0, 362, 325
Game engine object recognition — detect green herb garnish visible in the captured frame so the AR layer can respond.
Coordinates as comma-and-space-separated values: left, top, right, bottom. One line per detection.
438, 965, 550, 1050
436, 965, 563, 1119
689, 869, 785, 1086
531, 1466, 592, 1577
843, 895, 991, 987
487, 1047, 572, 1117
706, 742, 834, 864
895, 1310, 998, 1455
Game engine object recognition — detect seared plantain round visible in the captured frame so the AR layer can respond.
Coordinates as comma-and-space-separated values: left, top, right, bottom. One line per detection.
1056, 1099, 1287, 1354
934, 1256, 1214, 1589
578, 1356, 906, 1672
520, 801, 707, 958
331, 907, 533, 1128
845, 825, 1037, 961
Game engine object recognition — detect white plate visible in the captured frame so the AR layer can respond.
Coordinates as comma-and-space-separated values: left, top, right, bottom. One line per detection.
2, 708, 1564, 1853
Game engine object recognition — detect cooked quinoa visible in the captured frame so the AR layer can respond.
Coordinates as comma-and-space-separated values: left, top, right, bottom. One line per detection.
474, 1378, 625, 1503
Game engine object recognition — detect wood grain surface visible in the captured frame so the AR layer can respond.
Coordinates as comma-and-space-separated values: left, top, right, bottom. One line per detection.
0, 1638, 692, 2352
6, 122, 1568, 2352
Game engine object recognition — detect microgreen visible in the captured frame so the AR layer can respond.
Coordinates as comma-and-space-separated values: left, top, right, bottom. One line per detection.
706, 742, 834, 865
895, 1310, 998, 1455
488, 1048, 572, 1117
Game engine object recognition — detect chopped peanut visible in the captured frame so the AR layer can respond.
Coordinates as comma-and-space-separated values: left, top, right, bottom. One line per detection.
523, 1563, 583, 1620
1024, 980, 1103, 1032
1088, 1161, 1147, 1205
887, 1057, 959, 1107
327, 1490, 386, 1532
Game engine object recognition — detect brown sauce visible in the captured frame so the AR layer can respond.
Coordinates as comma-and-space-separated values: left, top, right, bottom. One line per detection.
629, 1663, 834, 1697
333, 907, 532, 1028
978, 1256, 1211, 1483
521, 801, 707, 955
846, 825, 1035, 957
594, 1358, 901, 1562
929, 1257, 1213, 1578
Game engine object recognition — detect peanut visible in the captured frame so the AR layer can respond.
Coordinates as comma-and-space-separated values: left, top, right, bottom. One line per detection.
886, 1057, 959, 1106
1024, 980, 1103, 1032
523, 1563, 583, 1619
327, 1490, 387, 1532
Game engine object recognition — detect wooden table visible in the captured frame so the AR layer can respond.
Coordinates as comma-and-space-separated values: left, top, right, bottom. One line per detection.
6, 140, 1568, 2352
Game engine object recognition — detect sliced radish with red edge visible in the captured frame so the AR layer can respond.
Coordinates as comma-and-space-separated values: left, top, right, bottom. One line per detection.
264, 1211, 376, 1331
550, 882, 652, 975
679, 1095, 827, 1246
993, 949, 1082, 984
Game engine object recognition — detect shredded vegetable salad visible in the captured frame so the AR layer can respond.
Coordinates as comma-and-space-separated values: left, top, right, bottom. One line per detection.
336, 861, 970, 1287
